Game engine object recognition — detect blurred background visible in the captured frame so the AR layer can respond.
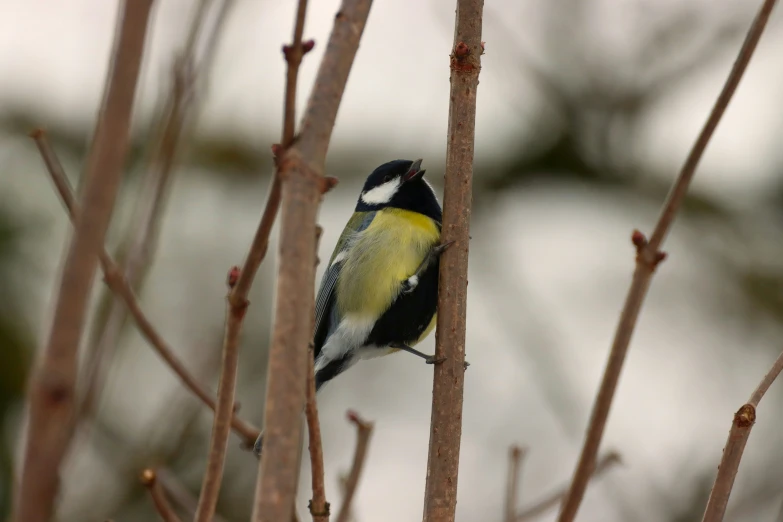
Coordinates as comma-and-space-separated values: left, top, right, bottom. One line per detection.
2, 0, 783, 520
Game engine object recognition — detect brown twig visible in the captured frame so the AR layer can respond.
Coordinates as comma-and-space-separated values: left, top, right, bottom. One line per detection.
556, 1, 778, 520
700, 405, 756, 522
307, 226, 329, 522
141, 469, 184, 522
701, 343, 783, 521
505, 446, 526, 522
251, 1, 372, 521
13, 3, 154, 522
306, 345, 329, 522
335, 411, 374, 522
194, 273, 247, 522
517, 452, 621, 521
422, 2, 484, 522
228, 0, 310, 308
80, 0, 232, 425
337, 475, 356, 522
30, 130, 260, 446
196, 1, 313, 520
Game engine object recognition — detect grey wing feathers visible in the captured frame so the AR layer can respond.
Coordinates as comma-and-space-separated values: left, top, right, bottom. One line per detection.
314, 261, 340, 338
312, 212, 376, 359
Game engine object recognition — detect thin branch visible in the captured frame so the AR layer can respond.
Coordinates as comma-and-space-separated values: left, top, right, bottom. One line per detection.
228, 0, 311, 308
556, 1, 778, 520
306, 344, 329, 522
141, 469, 184, 522
192, 0, 312, 519
422, 2, 484, 521
748, 348, 783, 408
505, 446, 526, 522
700, 405, 755, 522
194, 0, 311, 518
193, 274, 247, 522
700, 342, 783, 522
335, 411, 374, 522
517, 452, 621, 521
13, 3, 154, 522
337, 476, 356, 522
30, 130, 260, 446
307, 226, 329, 522
80, 0, 232, 424
251, 1, 372, 521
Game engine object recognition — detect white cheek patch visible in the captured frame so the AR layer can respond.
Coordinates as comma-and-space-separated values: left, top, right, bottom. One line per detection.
361, 178, 401, 205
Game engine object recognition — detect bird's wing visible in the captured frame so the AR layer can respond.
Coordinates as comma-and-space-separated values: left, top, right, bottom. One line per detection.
313, 211, 376, 358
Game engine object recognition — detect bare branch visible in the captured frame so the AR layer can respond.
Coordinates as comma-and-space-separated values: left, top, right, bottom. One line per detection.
505, 446, 526, 522
556, 1, 778, 520
336, 411, 374, 522
700, 340, 783, 521
30, 131, 260, 446
229, 0, 312, 306
195, 0, 316, 520
306, 343, 329, 522
194, 269, 248, 522
422, 2, 484, 521
80, 0, 234, 426
700, 405, 755, 522
141, 469, 184, 522
251, 1, 372, 521
517, 452, 621, 521
308, 225, 329, 522
748, 349, 783, 408
13, 2, 154, 521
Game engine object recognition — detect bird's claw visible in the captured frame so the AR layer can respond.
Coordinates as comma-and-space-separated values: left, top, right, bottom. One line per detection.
425, 356, 447, 365
434, 240, 456, 256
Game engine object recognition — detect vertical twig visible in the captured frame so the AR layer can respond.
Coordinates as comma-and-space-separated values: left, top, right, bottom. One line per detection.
307, 226, 329, 522
422, 2, 484, 522
505, 446, 526, 522
141, 469, 184, 522
556, 1, 778, 520
194, 1, 314, 520
12, 2, 154, 522
306, 347, 329, 522
30, 130, 261, 446
193, 271, 247, 522
700, 345, 783, 522
80, 0, 234, 421
335, 411, 374, 522
251, 2, 372, 521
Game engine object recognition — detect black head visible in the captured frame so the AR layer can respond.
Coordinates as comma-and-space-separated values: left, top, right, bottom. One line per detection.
355, 159, 442, 222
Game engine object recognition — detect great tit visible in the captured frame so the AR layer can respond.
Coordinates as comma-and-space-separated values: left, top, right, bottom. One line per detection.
254, 158, 452, 456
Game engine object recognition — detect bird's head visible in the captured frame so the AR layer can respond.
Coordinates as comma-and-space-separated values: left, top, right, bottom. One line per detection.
355, 159, 441, 220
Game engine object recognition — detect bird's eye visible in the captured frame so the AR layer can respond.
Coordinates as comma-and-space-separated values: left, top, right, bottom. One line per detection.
383, 174, 392, 182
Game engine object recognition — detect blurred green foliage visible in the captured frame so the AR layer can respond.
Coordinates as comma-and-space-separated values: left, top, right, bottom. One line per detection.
0, 205, 33, 520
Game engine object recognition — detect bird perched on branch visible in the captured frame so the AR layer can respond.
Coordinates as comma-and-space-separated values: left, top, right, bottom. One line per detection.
254, 158, 455, 456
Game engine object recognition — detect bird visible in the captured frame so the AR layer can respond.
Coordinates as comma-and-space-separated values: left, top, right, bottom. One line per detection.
254, 158, 453, 456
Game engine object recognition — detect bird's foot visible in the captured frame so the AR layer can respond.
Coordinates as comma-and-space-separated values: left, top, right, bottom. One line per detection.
433, 239, 456, 256
425, 355, 447, 365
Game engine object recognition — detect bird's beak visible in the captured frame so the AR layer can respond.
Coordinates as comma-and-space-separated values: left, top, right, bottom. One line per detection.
403, 158, 425, 183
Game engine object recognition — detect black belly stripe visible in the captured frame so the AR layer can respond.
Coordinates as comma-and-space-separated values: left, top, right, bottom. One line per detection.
365, 257, 439, 348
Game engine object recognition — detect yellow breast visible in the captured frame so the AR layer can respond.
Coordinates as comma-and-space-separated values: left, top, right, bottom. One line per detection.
337, 208, 440, 319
